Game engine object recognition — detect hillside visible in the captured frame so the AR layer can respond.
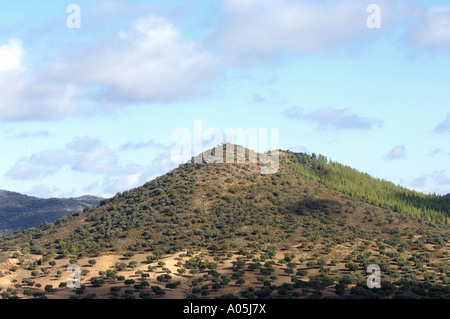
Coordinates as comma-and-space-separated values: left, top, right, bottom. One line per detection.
0, 144, 449, 299
0, 190, 102, 236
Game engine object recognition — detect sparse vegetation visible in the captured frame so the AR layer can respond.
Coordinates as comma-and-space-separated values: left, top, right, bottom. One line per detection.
0, 145, 449, 299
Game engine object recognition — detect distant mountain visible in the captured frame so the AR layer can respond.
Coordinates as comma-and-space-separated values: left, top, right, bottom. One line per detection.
0, 190, 102, 236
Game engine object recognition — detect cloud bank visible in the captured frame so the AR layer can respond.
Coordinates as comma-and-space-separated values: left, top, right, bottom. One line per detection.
5, 135, 183, 197
0, 15, 221, 120
216, 0, 412, 63
1, 1, 449, 120
283, 106, 383, 130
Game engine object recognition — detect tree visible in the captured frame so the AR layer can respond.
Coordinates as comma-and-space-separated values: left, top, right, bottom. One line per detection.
90, 277, 105, 287
1, 292, 11, 299
69, 258, 78, 265
128, 261, 138, 269
44, 285, 54, 293
31, 270, 40, 277
115, 262, 127, 271
335, 283, 346, 296
165, 281, 181, 289
296, 269, 308, 277
317, 258, 327, 268
75, 287, 85, 295
236, 278, 245, 285
88, 259, 97, 267
345, 262, 359, 271
123, 251, 135, 258
260, 267, 274, 277
124, 279, 135, 286
284, 253, 295, 262
139, 292, 152, 299
151, 286, 166, 297
284, 268, 294, 274
23, 289, 33, 296
156, 274, 172, 282
105, 269, 118, 279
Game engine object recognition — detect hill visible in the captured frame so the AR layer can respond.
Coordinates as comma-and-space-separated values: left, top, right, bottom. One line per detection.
0, 190, 102, 236
0, 144, 449, 299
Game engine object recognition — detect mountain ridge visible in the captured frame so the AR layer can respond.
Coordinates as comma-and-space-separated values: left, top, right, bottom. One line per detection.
0, 190, 102, 236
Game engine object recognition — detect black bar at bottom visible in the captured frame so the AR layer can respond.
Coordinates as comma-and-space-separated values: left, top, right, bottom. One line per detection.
1, 298, 446, 318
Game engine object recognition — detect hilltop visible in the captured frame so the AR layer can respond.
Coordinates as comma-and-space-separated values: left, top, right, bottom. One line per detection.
0, 144, 449, 299
0, 190, 102, 236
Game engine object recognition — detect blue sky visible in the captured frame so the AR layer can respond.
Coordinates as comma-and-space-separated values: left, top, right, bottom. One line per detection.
1, 0, 450, 198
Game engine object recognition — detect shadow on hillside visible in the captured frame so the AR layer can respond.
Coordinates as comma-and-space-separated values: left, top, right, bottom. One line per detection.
288, 198, 343, 217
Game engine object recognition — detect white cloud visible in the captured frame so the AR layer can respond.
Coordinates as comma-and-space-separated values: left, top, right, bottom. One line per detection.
411, 175, 428, 188
434, 171, 450, 186
2, 2, 448, 121
218, 0, 450, 60
66, 136, 103, 153
289, 145, 309, 154
251, 93, 265, 105
385, 145, 406, 160
0, 15, 221, 120
409, 171, 450, 195
6, 149, 71, 180
82, 182, 100, 194
6, 137, 117, 180
0, 66, 85, 120
119, 139, 169, 151
428, 148, 443, 156
0, 39, 24, 71
217, 0, 410, 63
0, 38, 85, 120
26, 184, 59, 199
13, 130, 50, 138
70, 146, 120, 175
52, 15, 220, 104
4, 135, 178, 197
435, 113, 450, 133
409, 4, 450, 50
283, 106, 383, 130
